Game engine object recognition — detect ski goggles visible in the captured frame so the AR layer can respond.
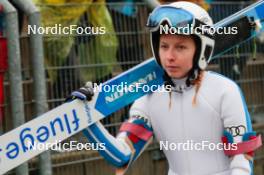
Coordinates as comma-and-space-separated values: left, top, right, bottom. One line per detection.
147, 6, 214, 38
146, 6, 195, 31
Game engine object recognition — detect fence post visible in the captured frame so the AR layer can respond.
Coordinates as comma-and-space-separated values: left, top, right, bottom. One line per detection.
10, 0, 52, 175
0, 0, 28, 174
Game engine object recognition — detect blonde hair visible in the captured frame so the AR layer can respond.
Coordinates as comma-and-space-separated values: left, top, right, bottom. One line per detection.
191, 71, 204, 106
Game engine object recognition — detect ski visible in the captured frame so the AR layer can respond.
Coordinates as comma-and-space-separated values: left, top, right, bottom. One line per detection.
0, 0, 263, 174
0, 59, 165, 174
212, 0, 264, 59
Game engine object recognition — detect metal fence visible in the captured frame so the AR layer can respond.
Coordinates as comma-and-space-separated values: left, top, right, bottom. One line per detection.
0, 1, 264, 175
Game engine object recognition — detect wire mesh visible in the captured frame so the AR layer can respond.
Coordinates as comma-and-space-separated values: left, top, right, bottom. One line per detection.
1, 1, 264, 175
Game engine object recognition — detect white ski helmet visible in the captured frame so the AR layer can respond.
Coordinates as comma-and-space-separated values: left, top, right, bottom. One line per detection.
147, 1, 215, 72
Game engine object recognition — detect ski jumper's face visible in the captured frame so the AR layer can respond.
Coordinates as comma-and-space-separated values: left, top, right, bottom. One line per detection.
159, 34, 196, 79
